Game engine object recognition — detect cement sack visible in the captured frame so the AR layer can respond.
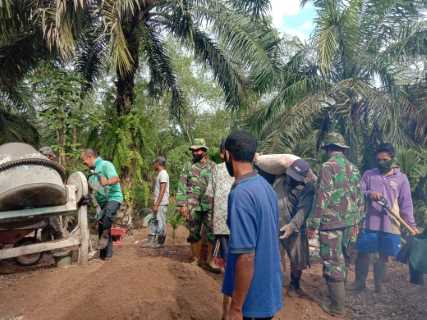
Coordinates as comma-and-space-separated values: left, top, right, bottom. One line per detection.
254, 153, 300, 175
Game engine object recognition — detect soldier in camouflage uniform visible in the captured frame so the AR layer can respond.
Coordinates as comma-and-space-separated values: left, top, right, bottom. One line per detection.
176, 138, 217, 271
307, 132, 364, 316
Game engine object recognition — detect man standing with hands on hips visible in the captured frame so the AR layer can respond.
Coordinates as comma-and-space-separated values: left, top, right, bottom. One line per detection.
222, 130, 283, 320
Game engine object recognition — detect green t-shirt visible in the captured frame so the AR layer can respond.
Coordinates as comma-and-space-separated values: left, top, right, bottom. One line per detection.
88, 157, 124, 205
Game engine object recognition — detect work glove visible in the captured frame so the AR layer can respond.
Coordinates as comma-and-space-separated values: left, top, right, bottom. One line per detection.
280, 224, 294, 239
78, 194, 92, 207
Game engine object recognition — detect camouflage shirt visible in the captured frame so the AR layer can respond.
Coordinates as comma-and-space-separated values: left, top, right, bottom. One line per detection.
308, 152, 364, 231
176, 159, 216, 212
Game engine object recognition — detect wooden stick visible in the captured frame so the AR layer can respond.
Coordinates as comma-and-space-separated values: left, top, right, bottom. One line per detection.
0, 237, 80, 260
380, 202, 418, 236
78, 205, 89, 266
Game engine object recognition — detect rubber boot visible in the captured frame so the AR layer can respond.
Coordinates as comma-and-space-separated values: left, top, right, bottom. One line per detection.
97, 229, 110, 250
288, 270, 303, 297
374, 259, 386, 293
321, 281, 345, 316
348, 253, 369, 293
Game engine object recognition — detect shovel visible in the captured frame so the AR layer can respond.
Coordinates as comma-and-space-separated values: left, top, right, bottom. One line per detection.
376, 197, 418, 236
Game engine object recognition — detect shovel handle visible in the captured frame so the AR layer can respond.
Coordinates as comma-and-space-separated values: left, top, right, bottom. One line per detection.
377, 199, 418, 236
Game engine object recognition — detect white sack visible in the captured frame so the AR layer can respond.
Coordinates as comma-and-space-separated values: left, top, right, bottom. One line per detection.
254, 153, 300, 175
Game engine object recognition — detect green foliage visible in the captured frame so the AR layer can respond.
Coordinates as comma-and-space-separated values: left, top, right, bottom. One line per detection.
249, 0, 427, 172
30, 63, 88, 165
166, 144, 192, 192
166, 201, 183, 241
0, 109, 39, 145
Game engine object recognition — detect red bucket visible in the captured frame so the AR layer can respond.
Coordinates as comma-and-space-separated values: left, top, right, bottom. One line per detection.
111, 227, 127, 246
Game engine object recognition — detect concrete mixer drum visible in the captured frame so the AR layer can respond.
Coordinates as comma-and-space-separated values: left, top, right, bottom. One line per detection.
0, 143, 67, 212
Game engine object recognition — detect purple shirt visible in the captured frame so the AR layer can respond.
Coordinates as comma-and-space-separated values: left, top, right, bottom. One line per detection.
361, 168, 415, 234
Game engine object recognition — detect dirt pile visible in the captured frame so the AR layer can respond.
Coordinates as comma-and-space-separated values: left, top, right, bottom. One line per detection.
0, 226, 426, 320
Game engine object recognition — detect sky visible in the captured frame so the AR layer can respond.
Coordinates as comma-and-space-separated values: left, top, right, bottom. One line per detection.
270, 0, 317, 41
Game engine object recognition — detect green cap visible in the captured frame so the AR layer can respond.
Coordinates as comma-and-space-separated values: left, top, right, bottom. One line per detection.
322, 132, 349, 149
190, 138, 208, 151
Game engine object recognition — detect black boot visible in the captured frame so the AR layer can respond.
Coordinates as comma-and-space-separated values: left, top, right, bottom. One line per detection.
288, 270, 303, 297
348, 253, 369, 293
374, 259, 387, 293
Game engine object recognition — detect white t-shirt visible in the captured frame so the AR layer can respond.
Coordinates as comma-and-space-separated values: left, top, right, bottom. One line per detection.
154, 169, 169, 206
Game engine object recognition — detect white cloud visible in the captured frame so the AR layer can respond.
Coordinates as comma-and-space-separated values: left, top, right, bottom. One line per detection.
270, 0, 302, 29
270, 0, 315, 41
300, 20, 313, 32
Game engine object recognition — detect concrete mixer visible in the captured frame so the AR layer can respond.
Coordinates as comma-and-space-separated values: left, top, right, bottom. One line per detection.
0, 143, 90, 266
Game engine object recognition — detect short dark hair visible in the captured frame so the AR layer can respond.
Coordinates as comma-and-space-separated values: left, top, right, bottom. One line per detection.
82, 148, 97, 158
224, 130, 257, 162
154, 156, 166, 166
376, 143, 395, 158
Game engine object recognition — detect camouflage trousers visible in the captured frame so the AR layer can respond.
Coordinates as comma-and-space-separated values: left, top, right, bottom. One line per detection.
186, 210, 214, 243
319, 226, 357, 282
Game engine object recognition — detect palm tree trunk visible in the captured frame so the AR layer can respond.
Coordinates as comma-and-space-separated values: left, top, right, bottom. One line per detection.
113, 16, 141, 226
114, 17, 140, 116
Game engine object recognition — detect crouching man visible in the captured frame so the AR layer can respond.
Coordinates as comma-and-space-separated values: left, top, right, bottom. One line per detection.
278, 159, 316, 297
81, 149, 123, 260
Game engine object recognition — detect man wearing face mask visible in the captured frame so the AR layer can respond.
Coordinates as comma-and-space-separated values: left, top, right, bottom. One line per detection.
222, 130, 283, 320
350, 143, 417, 294
277, 159, 317, 297
307, 132, 364, 316
176, 138, 217, 270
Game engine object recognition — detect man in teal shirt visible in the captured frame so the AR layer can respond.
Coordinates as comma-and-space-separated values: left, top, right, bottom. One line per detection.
81, 149, 123, 260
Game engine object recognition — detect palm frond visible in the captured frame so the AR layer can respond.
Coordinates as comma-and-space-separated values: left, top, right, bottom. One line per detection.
189, 1, 281, 94
0, 32, 50, 90
259, 95, 327, 153
228, 0, 271, 20
74, 23, 108, 92
159, 11, 246, 109
314, 1, 340, 74
140, 22, 185, 119
100, 0, 142, 75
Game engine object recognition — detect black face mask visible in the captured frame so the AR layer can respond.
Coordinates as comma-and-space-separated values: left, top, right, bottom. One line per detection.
192, 153, 204, 163
225, 154, 234, 177
377, 159, 393, 173
286, 175, 304, 188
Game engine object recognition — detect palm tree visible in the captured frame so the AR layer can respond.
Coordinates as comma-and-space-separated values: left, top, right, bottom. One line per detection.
249, 0, 427, 168
0, 0, 282, 223
0, 1, 279, 113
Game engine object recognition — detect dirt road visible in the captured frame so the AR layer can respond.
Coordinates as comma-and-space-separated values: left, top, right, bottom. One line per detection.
0, 226, 425, 320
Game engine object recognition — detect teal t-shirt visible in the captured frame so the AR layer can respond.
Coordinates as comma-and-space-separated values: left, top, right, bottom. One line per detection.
89, 157, 124, 205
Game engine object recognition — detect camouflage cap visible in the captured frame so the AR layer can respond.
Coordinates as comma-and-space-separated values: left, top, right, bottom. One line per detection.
322, 132, 350, 149
190, 138, 208, 151
39, 146, 57, 158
